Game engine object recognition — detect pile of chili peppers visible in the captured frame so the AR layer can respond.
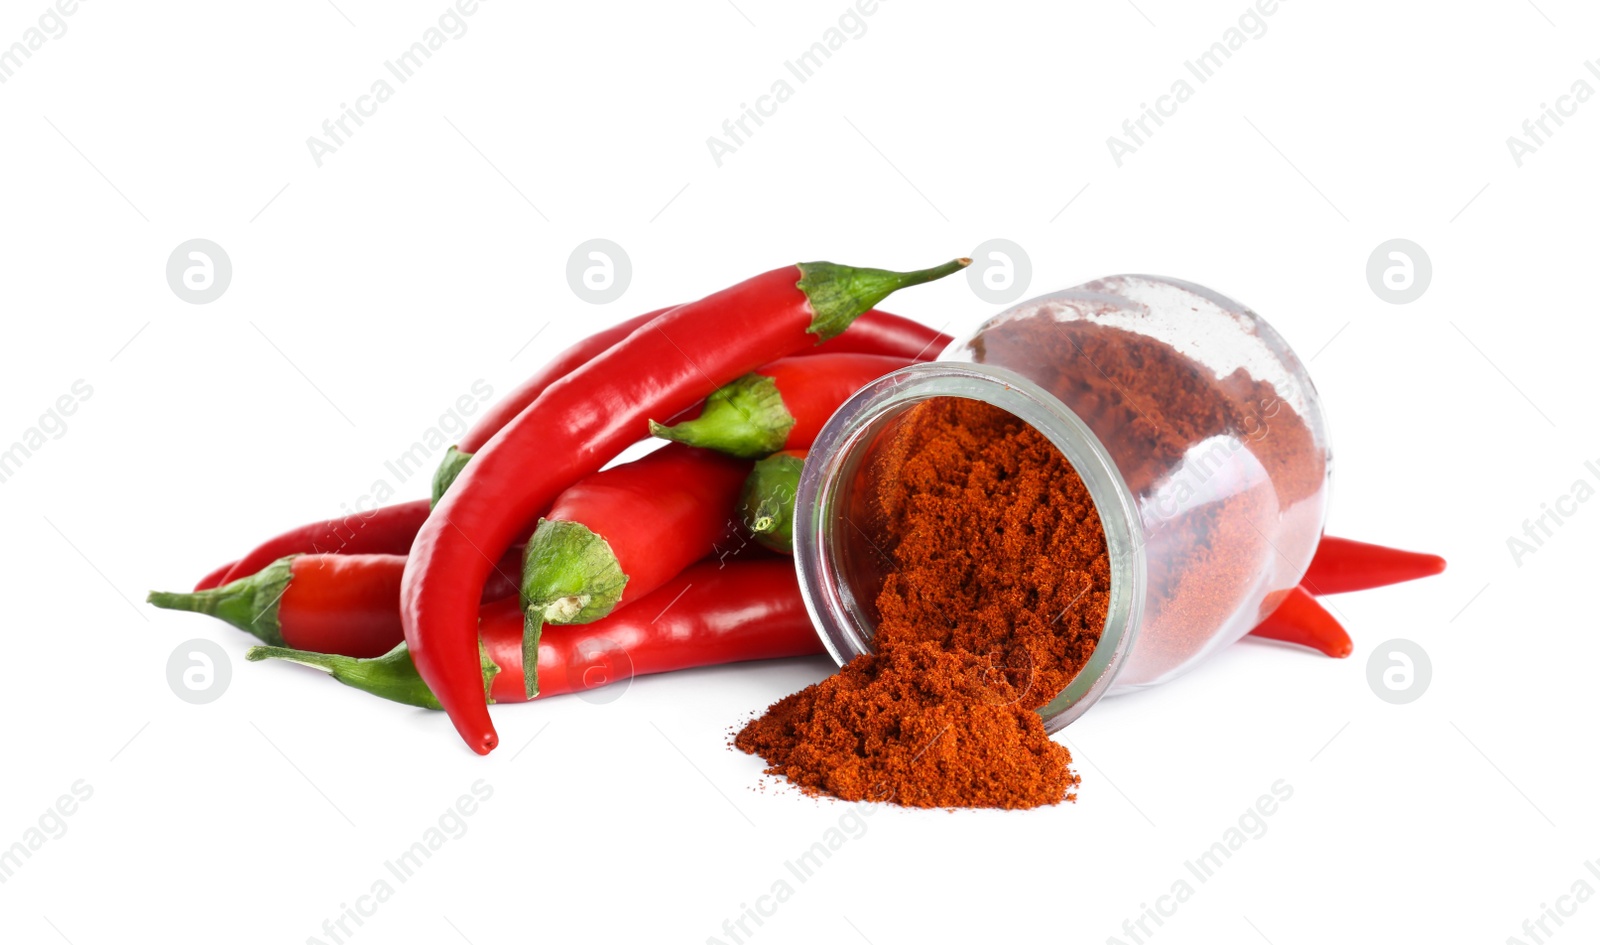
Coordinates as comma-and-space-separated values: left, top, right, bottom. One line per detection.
150, 257, 1446, 755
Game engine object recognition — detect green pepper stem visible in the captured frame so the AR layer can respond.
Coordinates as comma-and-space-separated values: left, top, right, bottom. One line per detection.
797, 258, 970, 342
431, 446, 473, 507
648, 372, 793, 458
147, 556, 296, 646
522, 610, 543, 701
739, 452, 806, 553
247, 644, 442, 709
247, 642, 500, 709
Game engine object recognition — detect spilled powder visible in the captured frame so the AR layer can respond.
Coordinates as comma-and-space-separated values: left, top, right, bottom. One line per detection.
735, 399, 1110, 809
735, 643, 1078, 809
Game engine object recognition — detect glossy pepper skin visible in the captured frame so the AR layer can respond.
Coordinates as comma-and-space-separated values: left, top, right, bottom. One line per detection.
218, 499, 433, 588
1302, 536, 1446, 595
430, 308, 943, 503
404, 258, 968, 753
150, 549, 522, 658
520, 444, 750, 639
248, 559, 823, 708
457, 310, 669, 456
431, 307, 675, 505
651, 354, 911, 458
1250, 586, 1352, 658
811, 312, 952, 360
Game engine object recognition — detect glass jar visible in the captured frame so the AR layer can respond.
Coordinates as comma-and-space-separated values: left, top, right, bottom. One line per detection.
793, 275, 1332, 732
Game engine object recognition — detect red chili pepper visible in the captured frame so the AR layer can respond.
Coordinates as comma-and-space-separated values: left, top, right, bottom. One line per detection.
651, 353, 911, 458
521, 443, 750, 642
739, 450, 807, 553
812, 311, 952, 360
431, 307, 676, 504
193, 560, 238, 592
1302, 535, 1447, 595
216, 499, 433, 588
1247, 586, 1352, 658
151, 548, 522, 658
406, 257, 968, 753
431, 308, 944, 503
248, 559, 822, 708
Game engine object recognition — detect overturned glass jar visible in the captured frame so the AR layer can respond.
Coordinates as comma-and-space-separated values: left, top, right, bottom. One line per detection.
792, 275, 1332, 731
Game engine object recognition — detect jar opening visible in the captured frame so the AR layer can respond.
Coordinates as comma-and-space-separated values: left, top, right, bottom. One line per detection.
793, 362, 1147, 732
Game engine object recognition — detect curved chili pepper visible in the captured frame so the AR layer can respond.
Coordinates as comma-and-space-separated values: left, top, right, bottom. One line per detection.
812, 311, 952, 360
739, 450, 806, 553
1302, 535, 1446, 595
194, 560, 238, 592
217, 499, 433, 588
406, 257, 968, 753
431, 307, 676, 504
150, 548, 522, 658
1247, 586, 1352, 658
431, 309, 944, 503
248, 559, 822, 708
651, 353, 911, 458
521, 443, 750, 646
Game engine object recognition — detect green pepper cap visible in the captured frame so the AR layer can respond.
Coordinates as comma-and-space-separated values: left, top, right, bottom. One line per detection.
796, 258, 969, 342
648, 372, 794, 459
431, 446, 473, 507
147, 556, 297, 646
740, 451, 806, 553
520, 519, 629, 699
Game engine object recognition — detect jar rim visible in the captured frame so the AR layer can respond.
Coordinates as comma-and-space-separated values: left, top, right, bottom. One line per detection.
791, 360, 1148, 733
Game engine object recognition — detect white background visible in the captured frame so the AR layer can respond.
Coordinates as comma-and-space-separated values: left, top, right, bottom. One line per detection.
1, 1, 1594, 942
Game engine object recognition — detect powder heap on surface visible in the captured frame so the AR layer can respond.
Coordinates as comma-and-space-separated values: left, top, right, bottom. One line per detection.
734, 643, 1078, 810
736, 399, 1110, 810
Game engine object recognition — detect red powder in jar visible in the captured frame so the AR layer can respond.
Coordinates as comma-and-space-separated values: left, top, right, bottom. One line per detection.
736, 399, 1108, 809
